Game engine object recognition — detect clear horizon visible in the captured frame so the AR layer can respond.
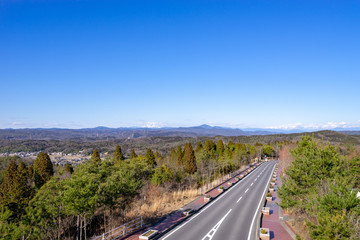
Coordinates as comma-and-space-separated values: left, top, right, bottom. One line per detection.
2, 120, 360, 131
1, 1, 359, 130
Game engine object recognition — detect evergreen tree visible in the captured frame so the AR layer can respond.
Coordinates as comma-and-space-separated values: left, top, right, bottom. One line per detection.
130, 149, 137, 160
151, 164, 173, 185
18, 162, 28, 180
25, 178, 66, 239
0, 206, 23, 239
28, 164, 34, 179
170, 148, 176, 162
308, 183, 360, 239
349, 157, 360, 187
91, 149, 101, 163
204, 140, 216, 153
176, 146, 183, 166
145, 149, 156, 167
217, 139, 225, 153
63, 170, 99, 240
227, 141, 235, 149
226, 141, 235, 159
0, 160, 31, 220
98, 162, 143, 229
183, 143, 197, 174
262, 145, 274, 157
217, 139, 225, 160
279, 136, 343, 209
113, 144, 125, 163
34, 152, 54, 189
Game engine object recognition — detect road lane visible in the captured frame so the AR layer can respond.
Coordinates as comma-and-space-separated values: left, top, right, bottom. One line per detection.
159, 161, 276, 240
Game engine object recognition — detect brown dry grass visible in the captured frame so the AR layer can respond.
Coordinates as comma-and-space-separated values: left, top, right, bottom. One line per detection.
287, 215, 312, 240
107, 167, 248, 232
126, 185, 199, 224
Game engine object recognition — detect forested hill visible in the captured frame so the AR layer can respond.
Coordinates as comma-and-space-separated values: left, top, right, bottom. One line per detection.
0, 130, 359, 155
0, 125, 275, 140
1, 126, 360, 141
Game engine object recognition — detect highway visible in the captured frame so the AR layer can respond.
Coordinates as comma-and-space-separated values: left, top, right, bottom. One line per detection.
159, 161, 277, 240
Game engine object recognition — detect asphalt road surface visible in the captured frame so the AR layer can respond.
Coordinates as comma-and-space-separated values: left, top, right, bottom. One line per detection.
159, 161, 277, 240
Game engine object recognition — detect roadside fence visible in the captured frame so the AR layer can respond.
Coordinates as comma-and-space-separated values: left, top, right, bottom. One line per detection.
92, 216, 143, 240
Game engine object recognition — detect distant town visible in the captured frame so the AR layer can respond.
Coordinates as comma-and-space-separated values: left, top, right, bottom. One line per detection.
0, 151, 108, 166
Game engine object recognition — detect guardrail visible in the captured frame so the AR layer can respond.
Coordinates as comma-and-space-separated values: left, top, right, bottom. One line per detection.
92, 216, 143, 240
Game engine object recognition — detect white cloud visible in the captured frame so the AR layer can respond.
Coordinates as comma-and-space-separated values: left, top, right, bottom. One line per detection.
267, 120, 360, 130
267, 122, 303, 130
141, 121, 165, 128
11, 121, 25, 126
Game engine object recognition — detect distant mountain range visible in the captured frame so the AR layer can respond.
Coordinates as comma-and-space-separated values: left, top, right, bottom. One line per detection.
1, 124, 360, 140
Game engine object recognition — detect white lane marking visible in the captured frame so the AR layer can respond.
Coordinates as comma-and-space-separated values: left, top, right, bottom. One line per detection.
245, 188, 249, 193
201, 209, 232, 240
255, 178, 257, 181
161, 162, 268, 240
251, 182, 254, 186
236, 196, 242, 203
160, 163, 268, 240
247, 163, 276, 240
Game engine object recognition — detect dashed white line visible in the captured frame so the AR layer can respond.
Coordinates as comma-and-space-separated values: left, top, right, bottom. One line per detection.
247, 163, 276, 240
245, 188, 249, 193
201, 209, 232, 240
236, 196, 242, 203
255, 178, 257, 181
161, 162, 264, 240
251, 182, 254, 186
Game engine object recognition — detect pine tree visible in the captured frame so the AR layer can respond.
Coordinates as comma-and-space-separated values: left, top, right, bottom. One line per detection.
145, 148, 156, 167
176, 146, 183, 166
130, 149, 137, 159
183, 143, 197, 174
91, 149, 101, 163
34, 152, 54, 189
113, 144, 125, 163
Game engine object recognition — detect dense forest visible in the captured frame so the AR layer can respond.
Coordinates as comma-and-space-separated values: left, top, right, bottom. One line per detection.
0, 139, 274, 239
278, 136, 360, 239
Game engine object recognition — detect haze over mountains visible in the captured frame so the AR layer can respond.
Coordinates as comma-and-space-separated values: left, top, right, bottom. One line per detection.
1, 124, 360, 140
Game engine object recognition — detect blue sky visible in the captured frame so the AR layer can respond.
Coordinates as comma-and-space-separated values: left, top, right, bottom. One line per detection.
1, 0, 359, 129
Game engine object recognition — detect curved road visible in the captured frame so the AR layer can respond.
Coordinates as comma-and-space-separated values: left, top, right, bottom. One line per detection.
159, 161, 276, 240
